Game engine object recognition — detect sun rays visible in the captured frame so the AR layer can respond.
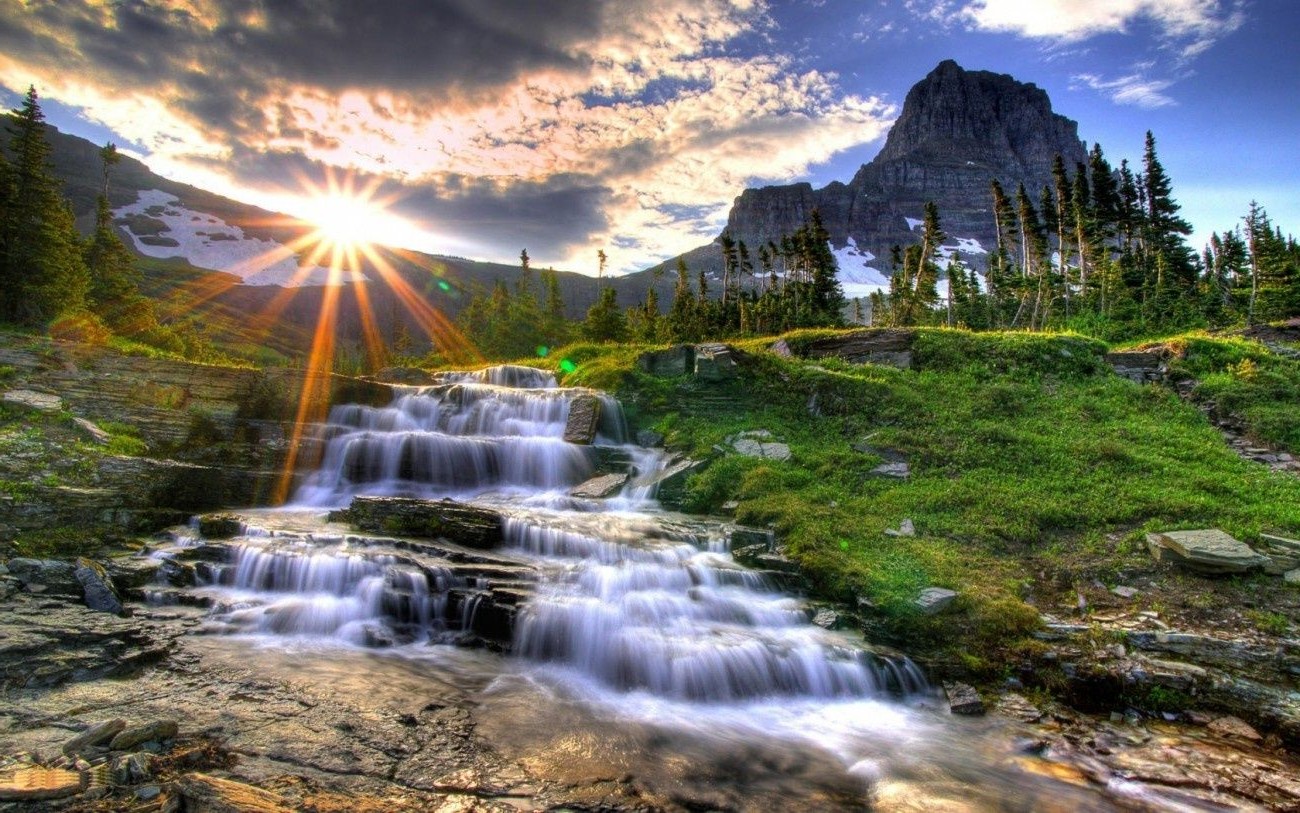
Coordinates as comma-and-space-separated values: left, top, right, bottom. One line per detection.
142, 167, 484, 504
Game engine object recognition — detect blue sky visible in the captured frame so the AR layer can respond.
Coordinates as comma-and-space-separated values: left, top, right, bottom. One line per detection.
0, 0, 1294, 273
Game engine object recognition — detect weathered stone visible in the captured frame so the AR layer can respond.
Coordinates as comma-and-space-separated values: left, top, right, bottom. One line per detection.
563, 394, 602, 444
1146, 529, 1269, 574
635, 429, 665, 448
869, 461, 910, 479
694, 343, 738, 381
197, 514, 243, 539
2, 388, 64, 412
729, 430, 791, 461
72, 416, 111, 444
174, 772, 293, 813
569, 472, 629, 499
885, 518, 916, 538
637, 456, 703, 509
1111, 585, 1140, 599
111, 751, 158, 784
338, 496, 505, 549
1284, 569, 1300, 586
74, 557, 124, 614
811, 608, 841, 629
1261, 533, 1300, 554
373, 366, 435, 385
915, 586, 957, 615
1105, 351, 1167, 383
6, 557, 80, 596
0, 766, 85, 801
781, 329, 916, 369
944, 682, 986, 715
1207, 715, 1262, 741
109, 719, 178, 750
994, 693, 1042, 722
725, 525, 773, 550
636, 345, 694, 377
63, 719, 127, 755
1264, 554, 1300, 575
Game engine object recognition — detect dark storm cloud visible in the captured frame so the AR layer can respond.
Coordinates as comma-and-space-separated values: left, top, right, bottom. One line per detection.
0, 0, 602, 142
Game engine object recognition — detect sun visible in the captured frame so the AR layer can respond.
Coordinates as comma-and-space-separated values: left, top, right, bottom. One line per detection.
303, 191, 386, 252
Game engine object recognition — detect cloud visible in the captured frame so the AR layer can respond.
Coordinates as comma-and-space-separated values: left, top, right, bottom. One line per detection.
1071, 72, 1176, 108
0, 0, 895, 271
955, 0, 1245, 55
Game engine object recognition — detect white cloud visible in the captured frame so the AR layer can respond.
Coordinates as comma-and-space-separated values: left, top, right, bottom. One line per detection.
1072, 72, 1176, 108
956, 0, 1244, 54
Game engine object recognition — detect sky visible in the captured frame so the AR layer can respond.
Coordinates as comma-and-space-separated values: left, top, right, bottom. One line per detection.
0, 0, 1296, 275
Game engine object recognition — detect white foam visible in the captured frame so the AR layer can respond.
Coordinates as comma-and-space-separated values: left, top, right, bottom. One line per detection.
114, 189, 363, 287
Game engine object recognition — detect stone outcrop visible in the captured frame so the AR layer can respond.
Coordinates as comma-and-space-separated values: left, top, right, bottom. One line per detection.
333, 496, 505, 549
562, 394, 603, 444
570, 472, 629, 499
637, 345, 695, 377
1105, 350, 1169, 384
694, 343, 739, 381
669, 60, 1087, 278
774, 329, 916, 369
1146, 529, 1269, 575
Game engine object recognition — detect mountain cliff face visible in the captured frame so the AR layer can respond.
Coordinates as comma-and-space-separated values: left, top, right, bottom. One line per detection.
690, 60, 1087, 289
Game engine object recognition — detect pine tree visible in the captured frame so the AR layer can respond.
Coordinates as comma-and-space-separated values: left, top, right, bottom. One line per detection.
2, 86, 90, 325
582, 286, 626, 342
84, 143, 144, 325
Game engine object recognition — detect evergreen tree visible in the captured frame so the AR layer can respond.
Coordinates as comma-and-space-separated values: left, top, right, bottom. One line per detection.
582, 286, 626, 342
2, 86, 89, 325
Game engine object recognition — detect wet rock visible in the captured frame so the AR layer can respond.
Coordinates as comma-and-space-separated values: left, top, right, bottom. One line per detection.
109, 719, 178, 750
635, 455, 703, 509
6, 557, 80, 596
636, 345, 694, 377
563, 394, 603, 445
1145, 529, 1269, 574
174, 772, 293, 813
725, 525, 773, 550
338, 496, 505, 549
635, 429, 665, 447
0, 766, 85, 801
1207, 715, 1262, 742
373, 366, 435, 385
198, 514, 243, 539
63, 719, 126, 755
111, 751, 157, 784
1, 388, 64, 412
811, 608, 841, 629
74, 557, 124, 615
994, 693, 1043, 722
694, 343, 739, 381
570, 472, 629, 499
915, 587, 957, 615
944, 682, 985, 715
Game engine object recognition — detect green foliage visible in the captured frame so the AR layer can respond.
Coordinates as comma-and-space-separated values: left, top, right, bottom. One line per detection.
1246, 610, 1290, 636
99, 420, 149, 456
11, 526, 100, 558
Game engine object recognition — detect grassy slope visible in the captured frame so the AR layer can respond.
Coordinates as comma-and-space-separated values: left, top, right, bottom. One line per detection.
542, 329, 1300, 672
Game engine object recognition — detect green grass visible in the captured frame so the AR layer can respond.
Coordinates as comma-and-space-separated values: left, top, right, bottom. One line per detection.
534, 328, 1300, 670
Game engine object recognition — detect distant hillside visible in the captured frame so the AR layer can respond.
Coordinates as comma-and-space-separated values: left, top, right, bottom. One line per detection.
11, 117, 674, 358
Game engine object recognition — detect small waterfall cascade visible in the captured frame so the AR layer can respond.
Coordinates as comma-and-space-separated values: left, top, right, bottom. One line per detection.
294, 364, 636, 506
155, 364, 924, 705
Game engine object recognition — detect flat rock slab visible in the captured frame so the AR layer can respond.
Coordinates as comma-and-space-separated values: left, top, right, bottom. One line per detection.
944, 682, 986, 715
570, 472, 629, 499
1146, 529, 1269, 574
336, 496, 505, 549
636, 345, 695, 377
175, 772, 293, 813
915, 587, 956, 615
2, 388, 64, 412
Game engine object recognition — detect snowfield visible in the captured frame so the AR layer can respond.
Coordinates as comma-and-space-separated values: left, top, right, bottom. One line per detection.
113, 189, 363, 287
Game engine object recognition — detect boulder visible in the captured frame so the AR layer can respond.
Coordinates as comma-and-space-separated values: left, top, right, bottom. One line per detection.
636, 456, 703, 510
197, 514, 243, 539
811, 608, 841, 629
563, 394, 603, 444
109, 719, 178, 751
783, 329, 915, 369
62, 719, 126, 755
174, 772, 294, 813
1104, 351, 1167, 383
694, 343, 738, 381
570, 472, 629, 499
2, 389, 63, 412
111, 752, 158, 784
1146, 529, 1269, 575
74, 557, 125, 615
635, 429, 665, 448
1111, 585, 1140, 599
6, 558, 80, 596
1285, 569, 1300, 586
885, 519, 916, 538
870, 461, 910, 479
636, 345, 695, 377
338, 496, 505, 549
915, 587, 957, 615
943, 682, 986, 715
724, 525, 773, 550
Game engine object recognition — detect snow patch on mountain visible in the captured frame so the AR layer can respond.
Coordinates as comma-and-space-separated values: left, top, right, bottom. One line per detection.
833, 237, 889, 298
114, 189, 362, 287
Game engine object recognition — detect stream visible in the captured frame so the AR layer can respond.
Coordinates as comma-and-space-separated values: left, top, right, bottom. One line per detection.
129, 365, 1284, 810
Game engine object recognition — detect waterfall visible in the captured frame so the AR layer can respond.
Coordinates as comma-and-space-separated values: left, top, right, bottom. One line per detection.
168, 364, 924, 706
